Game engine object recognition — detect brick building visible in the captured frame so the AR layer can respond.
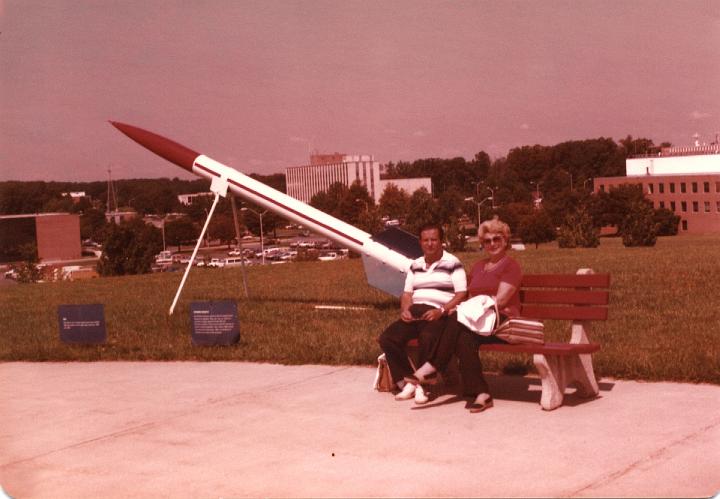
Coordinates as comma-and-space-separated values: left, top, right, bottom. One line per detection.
0, 213, 81, 263
594, 145, 720, 234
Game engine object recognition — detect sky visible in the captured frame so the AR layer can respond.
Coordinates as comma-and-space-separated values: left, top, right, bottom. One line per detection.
1, 0, 719, 182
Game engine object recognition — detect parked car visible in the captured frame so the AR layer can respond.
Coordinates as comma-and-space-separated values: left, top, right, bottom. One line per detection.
228, 249, 242, 256
207, 258, 224, 268
155, 250, 174, 265
224, 257, 250, 267
318, 252, 339, 262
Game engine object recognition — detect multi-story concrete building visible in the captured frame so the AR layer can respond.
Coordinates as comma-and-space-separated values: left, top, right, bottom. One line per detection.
594, 144, 720, 234
286, 153, 432, 204
286, 153, 382, 203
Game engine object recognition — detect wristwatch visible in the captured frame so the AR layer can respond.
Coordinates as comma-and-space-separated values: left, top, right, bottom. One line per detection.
439, 305, 446, 315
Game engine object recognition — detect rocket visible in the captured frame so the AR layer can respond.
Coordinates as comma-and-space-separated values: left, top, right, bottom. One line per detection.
109, 121, 422, 296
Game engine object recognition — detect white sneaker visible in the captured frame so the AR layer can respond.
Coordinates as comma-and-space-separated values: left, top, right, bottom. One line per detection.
414, 385, 429, 405
394, 383, 416, 401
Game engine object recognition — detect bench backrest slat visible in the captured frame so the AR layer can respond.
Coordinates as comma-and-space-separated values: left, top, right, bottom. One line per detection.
521, 273, 610, 288
521, 290, 610, 306
521, 304, 608, 321
519, 273, 610, 321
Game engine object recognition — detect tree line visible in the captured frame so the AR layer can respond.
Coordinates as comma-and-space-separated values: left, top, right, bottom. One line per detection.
2, 134, 677, 276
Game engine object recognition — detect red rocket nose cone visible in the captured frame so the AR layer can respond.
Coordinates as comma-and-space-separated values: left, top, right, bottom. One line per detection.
109, 121, 200, 172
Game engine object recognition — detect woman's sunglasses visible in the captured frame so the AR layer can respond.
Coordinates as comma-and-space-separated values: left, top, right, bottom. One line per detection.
482, 235, 504, 245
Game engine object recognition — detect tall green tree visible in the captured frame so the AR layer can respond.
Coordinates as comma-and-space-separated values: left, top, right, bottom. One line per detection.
378, 183, 410, 220
165, 218, 198, 251
518, 210, 556, 248
404, 188, 440, 235
98, 219, 162, 276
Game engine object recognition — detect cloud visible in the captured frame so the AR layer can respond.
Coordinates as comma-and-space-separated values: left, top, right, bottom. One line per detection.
289, 136, 308, 143
412, 130, 427, 137
690, 110, 711, 120
520, 123, 530, 130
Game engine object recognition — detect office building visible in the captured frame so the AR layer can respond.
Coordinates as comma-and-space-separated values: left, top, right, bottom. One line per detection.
594, 143, 720, 233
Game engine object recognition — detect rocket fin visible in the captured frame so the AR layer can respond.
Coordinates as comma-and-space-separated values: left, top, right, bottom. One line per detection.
362, 228, 421, 297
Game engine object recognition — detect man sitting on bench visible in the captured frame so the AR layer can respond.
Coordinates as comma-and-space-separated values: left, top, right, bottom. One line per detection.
377, 222, 467, 405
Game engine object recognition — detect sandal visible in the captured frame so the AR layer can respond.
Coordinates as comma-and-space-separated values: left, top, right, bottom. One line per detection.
467, 395, 494, 413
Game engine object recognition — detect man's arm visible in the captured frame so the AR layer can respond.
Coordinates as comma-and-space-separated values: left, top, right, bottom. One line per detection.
399, 292, 414, 322
420, 290, 467, 321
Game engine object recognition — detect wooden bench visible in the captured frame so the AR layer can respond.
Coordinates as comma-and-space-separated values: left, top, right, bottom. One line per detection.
406, 268, 610, 411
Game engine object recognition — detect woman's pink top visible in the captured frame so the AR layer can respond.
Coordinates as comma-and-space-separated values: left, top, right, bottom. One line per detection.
467, 256, 522, 317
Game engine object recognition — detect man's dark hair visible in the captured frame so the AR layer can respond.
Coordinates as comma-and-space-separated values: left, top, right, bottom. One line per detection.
418, 223, 444, 240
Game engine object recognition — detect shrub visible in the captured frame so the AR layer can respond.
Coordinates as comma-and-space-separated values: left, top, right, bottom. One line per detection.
620, 201, 658, 247
557, 206, 599, 248
654, 207, 680, 236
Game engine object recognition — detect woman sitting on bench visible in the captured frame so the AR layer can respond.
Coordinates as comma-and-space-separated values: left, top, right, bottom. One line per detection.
404, 217, 522, 413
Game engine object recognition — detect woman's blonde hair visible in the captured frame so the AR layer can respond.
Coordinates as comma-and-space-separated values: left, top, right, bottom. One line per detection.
478, 216, 511, 247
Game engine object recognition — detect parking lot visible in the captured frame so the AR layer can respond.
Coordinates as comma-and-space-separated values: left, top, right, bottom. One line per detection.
152, 235, 348, 271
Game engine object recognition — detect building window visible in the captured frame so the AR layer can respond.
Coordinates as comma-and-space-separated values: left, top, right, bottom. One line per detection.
682, 220, 688, 231
599, 185, 605, 192
692, 182, 698, 193
659, 183, 664, 194
671, 201, 676, 211
704, 182, 710, 193
692, 201, 699, 212
659, 201, 665, 209
705, 201, 710, 213
681, 201, 687, 212
717, 201, 720, 213
647, 183, 654, 194
716, 182, 720, 193
681, 182, 686, 193
670, 182, 675, 193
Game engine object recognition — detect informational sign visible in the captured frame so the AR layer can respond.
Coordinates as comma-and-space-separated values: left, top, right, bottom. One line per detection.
58, 304, 107, 344
190, 301, 240, 346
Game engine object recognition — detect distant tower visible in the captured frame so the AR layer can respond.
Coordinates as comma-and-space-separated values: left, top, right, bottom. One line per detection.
106, 167, 118, 216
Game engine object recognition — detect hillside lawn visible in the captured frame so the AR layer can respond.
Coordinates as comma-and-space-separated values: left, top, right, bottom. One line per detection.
1, 235, 719, 384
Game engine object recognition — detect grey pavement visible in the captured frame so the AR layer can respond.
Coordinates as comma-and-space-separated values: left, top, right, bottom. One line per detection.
1, 362, 719, 498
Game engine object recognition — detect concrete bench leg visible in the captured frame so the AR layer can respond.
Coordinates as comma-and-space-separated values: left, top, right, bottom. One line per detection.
533, 353, 600, 411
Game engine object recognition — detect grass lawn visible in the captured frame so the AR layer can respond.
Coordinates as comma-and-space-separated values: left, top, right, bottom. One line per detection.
1, 234, 719, 384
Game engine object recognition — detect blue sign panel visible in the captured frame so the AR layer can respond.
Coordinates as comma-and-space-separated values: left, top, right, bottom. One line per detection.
190, 301, 240, 346
58, 304, 107, 344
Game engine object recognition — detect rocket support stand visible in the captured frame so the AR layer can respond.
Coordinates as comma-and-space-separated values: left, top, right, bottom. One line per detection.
168, 176, 229, 315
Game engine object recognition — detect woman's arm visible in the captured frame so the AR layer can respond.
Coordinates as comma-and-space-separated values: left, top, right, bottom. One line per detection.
495, 280, 518, 311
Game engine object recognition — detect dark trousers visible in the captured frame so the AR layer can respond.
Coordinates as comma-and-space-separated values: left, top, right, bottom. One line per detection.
378, 316, 450, 384
429, 314, 507, 397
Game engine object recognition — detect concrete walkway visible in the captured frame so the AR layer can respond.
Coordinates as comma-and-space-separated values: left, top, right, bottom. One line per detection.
1, 362, 718, 498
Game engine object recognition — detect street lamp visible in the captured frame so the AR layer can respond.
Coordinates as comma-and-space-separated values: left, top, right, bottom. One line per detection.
241, 206, 268, 264
476, 182, 497, 210
161, 217, 166, 251
530, 181, 542, 209
465, 195, 493, 229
